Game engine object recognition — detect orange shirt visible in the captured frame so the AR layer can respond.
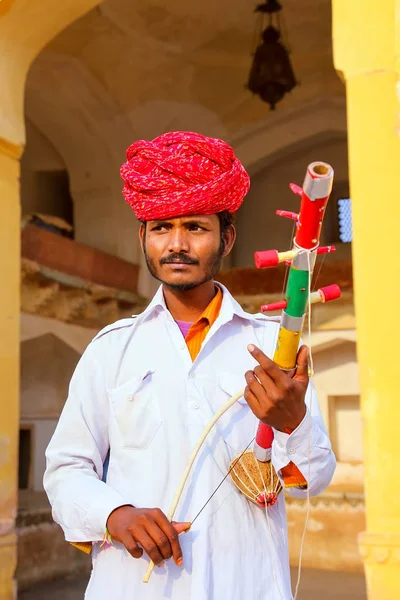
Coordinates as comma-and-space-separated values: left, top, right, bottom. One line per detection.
185, 285, 223, 361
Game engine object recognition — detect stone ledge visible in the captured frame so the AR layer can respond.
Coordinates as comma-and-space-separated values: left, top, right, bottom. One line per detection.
21, 258, 147, 328
21, 224, 140, 295
286, 491, 365, 509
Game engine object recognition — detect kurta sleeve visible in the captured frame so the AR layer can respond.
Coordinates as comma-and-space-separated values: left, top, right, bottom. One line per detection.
270, 380, 336, 498
43, 341, 130, 543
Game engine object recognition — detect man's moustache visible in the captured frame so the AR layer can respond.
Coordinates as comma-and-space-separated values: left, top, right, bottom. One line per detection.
160, 256, 199, 265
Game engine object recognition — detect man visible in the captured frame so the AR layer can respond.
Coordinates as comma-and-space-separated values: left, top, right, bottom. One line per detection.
44, 131, 336, 600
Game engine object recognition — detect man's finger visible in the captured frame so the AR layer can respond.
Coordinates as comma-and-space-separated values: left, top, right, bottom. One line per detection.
252, 365, 281, 397
247, 344, 287, 386
245, 369, 273, 404
134, 527, 165, 566
243, 384, 262, 419
145, 519, 174, 562
294, 345, 310, 383
173, 521, 191, 535
153, 510, 184, 566
121, 531, 143, 560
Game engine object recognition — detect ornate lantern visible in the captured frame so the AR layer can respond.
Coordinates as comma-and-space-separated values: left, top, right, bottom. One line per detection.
247, 0, 298, 109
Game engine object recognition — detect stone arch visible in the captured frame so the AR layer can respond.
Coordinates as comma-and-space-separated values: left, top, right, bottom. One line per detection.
231, 125, 349, 268
0, 0, 101, 145
21, 118, 75, 227
233, 97, 347, 171
25, 51, 139, 263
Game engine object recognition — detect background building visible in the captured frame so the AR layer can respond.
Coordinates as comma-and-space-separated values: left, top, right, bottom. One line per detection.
1, 0, 397, 598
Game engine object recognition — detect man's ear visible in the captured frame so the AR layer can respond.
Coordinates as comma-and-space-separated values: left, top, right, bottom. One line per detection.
222, 225, 236, 258
139, 222, 145, 252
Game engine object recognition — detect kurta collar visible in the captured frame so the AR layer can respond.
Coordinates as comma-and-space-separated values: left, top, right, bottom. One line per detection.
134, 281, 265, 327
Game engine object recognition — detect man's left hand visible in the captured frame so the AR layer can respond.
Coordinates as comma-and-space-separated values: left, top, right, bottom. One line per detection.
244, 344, 309, 432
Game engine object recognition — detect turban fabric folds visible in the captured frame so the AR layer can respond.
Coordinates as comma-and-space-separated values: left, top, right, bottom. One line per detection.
120, 131, 250, 221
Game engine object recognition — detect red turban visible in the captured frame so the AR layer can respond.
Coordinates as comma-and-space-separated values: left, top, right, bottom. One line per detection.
120, 131, 250, 221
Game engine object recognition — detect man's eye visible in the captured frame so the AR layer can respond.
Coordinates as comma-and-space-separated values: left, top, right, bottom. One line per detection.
189, 225, 203, 231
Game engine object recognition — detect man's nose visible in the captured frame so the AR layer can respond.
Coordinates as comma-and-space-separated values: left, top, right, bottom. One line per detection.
168, 229, 189, 253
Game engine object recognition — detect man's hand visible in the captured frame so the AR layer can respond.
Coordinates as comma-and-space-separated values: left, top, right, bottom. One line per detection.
244, 344, 309, 432
106, 505, 190, 567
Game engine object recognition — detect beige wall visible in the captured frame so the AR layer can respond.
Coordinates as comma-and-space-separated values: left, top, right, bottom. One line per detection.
19, 314, 97, 494
310, 338, 364, 494
20, 333, 80, 420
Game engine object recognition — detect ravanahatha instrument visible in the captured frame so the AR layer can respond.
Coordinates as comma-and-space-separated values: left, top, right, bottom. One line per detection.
229, 161, 340, 502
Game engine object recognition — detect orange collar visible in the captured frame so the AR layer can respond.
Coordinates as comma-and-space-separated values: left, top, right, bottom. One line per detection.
185, 286, 223, 360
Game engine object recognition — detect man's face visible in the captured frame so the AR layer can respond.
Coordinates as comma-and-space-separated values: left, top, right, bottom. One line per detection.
139, 214, 235, 291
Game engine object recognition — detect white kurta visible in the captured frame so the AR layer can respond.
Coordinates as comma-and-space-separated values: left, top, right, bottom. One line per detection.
44, 283, 336, 600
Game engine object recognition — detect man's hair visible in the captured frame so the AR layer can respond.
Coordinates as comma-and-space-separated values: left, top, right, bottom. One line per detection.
217, 210, 236, 234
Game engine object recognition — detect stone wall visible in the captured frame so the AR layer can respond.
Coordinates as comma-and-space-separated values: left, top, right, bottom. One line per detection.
287, 493, 365, 573
16, 509, 90, 590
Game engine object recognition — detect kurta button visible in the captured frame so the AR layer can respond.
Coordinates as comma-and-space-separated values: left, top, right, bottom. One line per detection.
190, 372, 196, 379
288, 448, 295, 454
193, 403, 200, 409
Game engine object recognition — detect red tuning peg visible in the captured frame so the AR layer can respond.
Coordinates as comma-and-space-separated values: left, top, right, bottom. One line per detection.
318, 284, 341, 302
261, 300, 287, 312
317, 245, 336, 255
254, 250, 279, 268
254, 249, 297, 269
276, 210, 299, 221
289, 183, 303, 196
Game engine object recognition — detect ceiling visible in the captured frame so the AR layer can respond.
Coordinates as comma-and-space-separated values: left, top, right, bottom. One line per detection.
32, 0, 344, 142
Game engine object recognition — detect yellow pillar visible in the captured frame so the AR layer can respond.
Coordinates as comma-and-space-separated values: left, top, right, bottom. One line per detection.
0, 2, 101, 597
332, 2, 400, 598
0, 141, 22, 600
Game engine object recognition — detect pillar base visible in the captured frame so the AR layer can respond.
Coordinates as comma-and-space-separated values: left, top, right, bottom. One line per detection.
359, 532, 400, 600
0, 532, 17, 600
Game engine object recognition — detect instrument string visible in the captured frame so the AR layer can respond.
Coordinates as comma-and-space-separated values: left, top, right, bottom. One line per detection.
261, 462, 285, 600
306, 250, 314, 377
292, 250, 314, 600
311, 251, 327, 293
189, 436, 255, 526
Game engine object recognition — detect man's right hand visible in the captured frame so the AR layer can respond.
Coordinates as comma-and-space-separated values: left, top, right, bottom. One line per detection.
106, 505, 190, 567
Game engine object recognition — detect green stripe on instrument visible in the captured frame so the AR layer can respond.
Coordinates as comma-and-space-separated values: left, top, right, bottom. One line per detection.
285, 267, 310, 317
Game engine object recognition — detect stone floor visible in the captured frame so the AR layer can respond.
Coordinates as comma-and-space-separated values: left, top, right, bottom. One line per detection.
19, 568, 367, 599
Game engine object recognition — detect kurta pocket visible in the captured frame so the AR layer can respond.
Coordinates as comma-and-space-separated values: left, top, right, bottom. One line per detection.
108, 369, 162, 449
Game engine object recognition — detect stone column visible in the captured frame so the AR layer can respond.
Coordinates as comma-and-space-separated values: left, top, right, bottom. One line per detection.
0, 140, 22, 600
332, 1, 400, 598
